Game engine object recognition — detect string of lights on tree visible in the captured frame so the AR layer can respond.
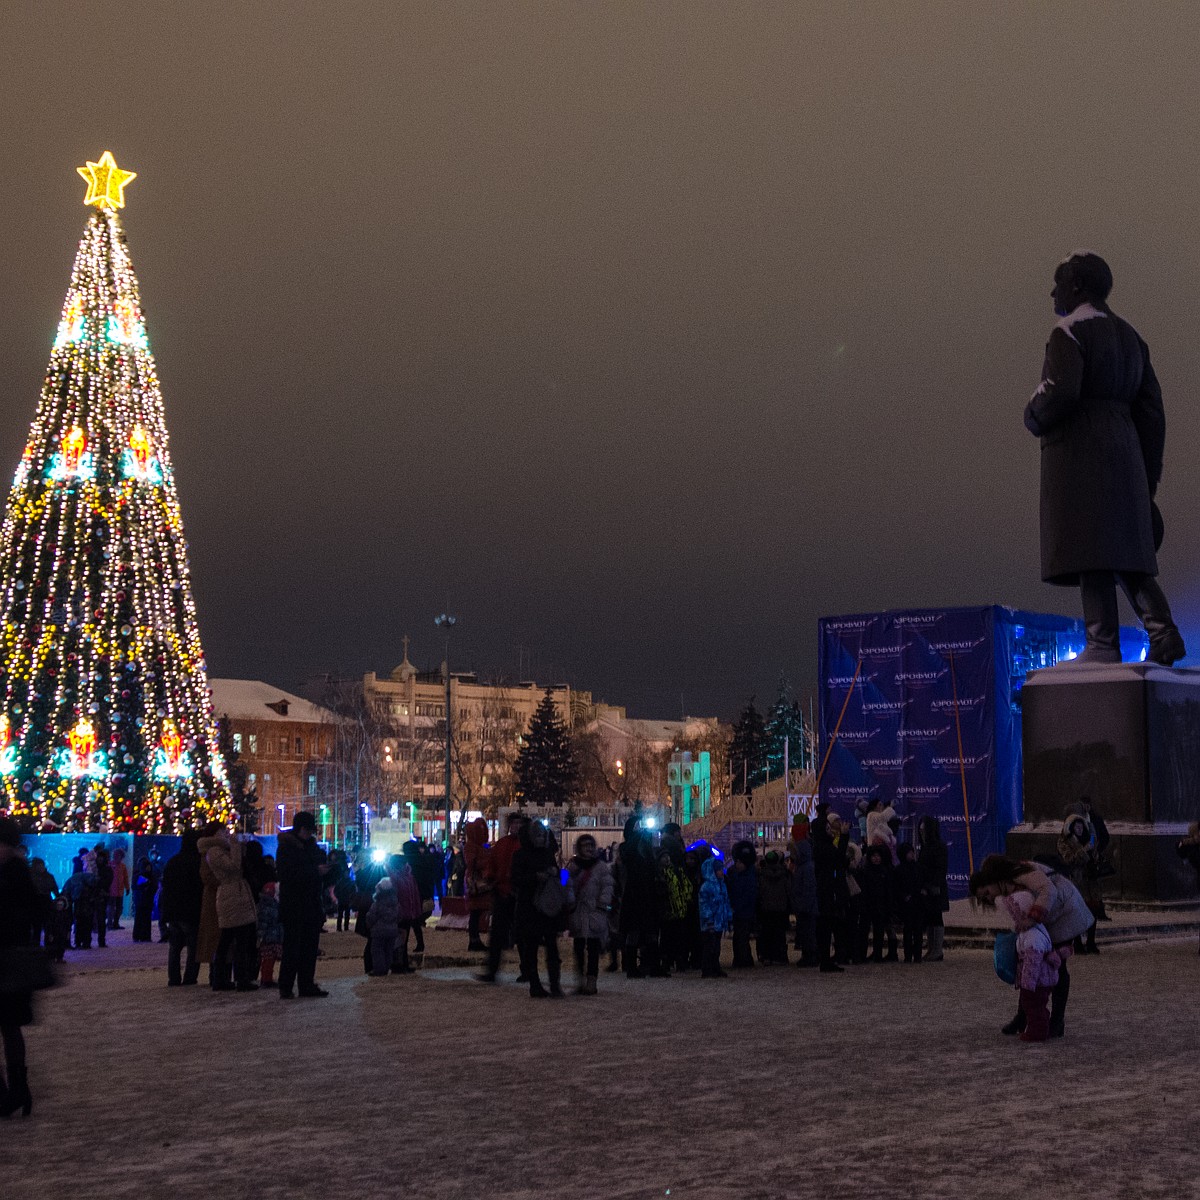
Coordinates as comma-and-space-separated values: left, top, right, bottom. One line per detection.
0, 151, 230, 832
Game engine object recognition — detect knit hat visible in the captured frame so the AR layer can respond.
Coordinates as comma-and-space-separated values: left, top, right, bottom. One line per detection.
375, 877, 395, 894
292, 810, 317, 832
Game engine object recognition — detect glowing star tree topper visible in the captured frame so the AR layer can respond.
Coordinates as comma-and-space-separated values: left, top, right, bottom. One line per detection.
77, 151, 136, 210
0, 155, 230, 832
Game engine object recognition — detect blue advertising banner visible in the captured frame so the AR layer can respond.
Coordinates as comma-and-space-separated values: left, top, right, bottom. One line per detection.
817, 606, 1145, 898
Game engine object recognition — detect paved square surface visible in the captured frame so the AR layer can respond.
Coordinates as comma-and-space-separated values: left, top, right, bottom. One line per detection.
6, 930, 1199, 1199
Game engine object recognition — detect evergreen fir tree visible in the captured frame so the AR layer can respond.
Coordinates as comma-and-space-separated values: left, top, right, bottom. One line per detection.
514, 688, 579, 807
729, 697, 766, 793
218, 717, 257, 833
764, 676, 810, 779
0, 154, 228, 832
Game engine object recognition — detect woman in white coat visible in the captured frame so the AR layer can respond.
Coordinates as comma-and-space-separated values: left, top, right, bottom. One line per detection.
567, 835, 613, 996
969, 854, 1094, 1039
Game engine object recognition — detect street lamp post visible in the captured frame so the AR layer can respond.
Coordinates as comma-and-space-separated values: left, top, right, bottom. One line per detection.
435, 612, 457, 849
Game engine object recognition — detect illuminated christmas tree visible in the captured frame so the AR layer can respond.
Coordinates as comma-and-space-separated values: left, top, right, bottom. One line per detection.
0, 152, 230, 832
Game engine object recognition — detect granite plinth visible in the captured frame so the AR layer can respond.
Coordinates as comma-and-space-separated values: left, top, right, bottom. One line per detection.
1015, 661, 1200, 900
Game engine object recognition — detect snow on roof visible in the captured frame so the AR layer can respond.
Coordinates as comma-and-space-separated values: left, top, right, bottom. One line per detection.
592, 714, 719, 744
208, 679, 336, 725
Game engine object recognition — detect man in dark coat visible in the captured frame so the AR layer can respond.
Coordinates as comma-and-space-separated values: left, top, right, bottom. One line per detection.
276, 811, 328, 999
812, 812, 849, 973
1024, 251, 1184, 665
615, 818, 660, 978
161, 829, 204, 986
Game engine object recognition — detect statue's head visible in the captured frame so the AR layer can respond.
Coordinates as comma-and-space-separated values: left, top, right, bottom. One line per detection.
1053, 251, 1113, 316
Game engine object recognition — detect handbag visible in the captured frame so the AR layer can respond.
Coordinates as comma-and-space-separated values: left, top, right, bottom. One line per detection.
0, 945, 59, 993
533, 873, 568, 920
993, 930, 1017, 986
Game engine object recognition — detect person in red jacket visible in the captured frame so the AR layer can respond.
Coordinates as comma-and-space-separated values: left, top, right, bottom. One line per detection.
463, 818, 491, 952
107, 848, 130, 931
477, 812, 527, 983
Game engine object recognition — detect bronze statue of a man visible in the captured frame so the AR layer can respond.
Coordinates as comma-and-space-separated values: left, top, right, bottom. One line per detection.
1024, 251, 1185, 665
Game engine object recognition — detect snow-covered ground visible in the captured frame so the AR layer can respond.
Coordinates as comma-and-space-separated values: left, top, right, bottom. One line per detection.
7, 927, 1200, 1199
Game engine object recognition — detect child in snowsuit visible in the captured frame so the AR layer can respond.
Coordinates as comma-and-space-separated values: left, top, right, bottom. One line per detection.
366, 877, 400, 976
256, 881, 283, 986
698, 857, 733, 978
1000, 889, 1067, 1043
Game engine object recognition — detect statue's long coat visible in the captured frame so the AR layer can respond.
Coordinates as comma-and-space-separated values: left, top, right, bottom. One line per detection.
1024, 303, 1165, 585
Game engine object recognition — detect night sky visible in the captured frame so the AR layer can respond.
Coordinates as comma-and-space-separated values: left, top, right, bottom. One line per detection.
2, 4, 1198, 718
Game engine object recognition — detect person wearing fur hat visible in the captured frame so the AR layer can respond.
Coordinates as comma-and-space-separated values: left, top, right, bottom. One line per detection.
1057, 815, 1101, 954
198, 828, 260, 992
365, 877, 400, 976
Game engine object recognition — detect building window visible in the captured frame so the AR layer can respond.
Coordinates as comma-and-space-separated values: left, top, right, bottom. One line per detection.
307, 774, 317, 796
295, 736, 303, 755
232, 732, 242, 752
248, 734, 258, 754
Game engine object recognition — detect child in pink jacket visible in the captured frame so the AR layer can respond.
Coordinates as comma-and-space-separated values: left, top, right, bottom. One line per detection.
1001, 889, 1068, 1042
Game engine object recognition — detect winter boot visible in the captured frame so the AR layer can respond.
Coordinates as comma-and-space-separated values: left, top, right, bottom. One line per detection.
926, 927, 944, 961
1078, 572, 1122, 663
1085, 923, 1100, 954
1001, 1005, 1027, 1036
584, 975, 598, 995
0, 1067, 32, 1119
1121, 575, 1186, 665
528, 975, 549, 999
1049, 968, 1070, 1038
548, 960, 564, 998
1018, 988, 1051, 1042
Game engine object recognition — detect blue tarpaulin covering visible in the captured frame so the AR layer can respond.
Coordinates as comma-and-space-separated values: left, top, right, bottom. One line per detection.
817, 606, 1147, 897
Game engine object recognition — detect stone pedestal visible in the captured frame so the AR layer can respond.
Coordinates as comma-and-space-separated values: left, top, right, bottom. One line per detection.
1010, 662, 1200, 901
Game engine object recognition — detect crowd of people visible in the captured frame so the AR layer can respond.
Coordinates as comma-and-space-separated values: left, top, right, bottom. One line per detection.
451, 800, 953, 998
3, 792, 1198, 1118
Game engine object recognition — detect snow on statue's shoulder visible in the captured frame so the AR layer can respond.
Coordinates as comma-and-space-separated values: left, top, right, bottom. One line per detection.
1054, 302, 1106, 345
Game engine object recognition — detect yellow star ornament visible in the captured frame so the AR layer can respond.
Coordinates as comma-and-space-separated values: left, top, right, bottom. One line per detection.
77, 151, 136, 209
